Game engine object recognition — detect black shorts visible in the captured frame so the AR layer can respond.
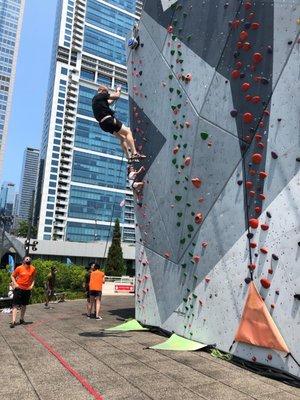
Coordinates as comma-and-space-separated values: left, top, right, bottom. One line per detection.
99, 117, 122, 134
12, 288, 31, 306
89, 290, 102, 298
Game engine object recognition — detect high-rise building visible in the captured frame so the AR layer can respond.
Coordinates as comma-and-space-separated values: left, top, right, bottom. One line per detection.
35, 0, 142, 242
0, 0, 25, 178
0, 181, 15, 215
18, 147, 39, 220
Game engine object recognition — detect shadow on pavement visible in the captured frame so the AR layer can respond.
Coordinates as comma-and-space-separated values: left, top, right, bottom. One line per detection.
79, 331, 131, 338
107, 307, 135, 321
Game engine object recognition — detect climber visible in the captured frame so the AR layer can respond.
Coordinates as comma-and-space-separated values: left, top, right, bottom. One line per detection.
128, 23, 140, 50
128, 165, 145, 206
92, 85, 145, 162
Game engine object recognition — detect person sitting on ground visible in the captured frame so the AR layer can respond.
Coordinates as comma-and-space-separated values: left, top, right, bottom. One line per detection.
88, 263, 105, 321
10, 256, 36, 328
83, 262, 94, 318
92, 85, 145, 162
44, 266, 57, 309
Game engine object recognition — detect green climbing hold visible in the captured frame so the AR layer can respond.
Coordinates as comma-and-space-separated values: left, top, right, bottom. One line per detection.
192, 294, 197, 298
183, 143, 187, 148
187, 234, 192, 238
193, 275, 198, 280
177, 51, 182, 57
169, 87, 174, 93
169, 75, 173, 80
183, 272, 187, 277
175, 195, 182, 201
181, 263, 186, 268
175, 180, 180, 185
188, 252, 193, 257
170, 50, 175, 55
177, 212, 183, 217
187, 35, 192, 41
183, 12, 187, 17
183, 297, 188, 302
191, 212, 195, 216
177, 89, 181, 95
177, 104, 181, 109
187, 225, 194, 232
173, 134, 178, 139
186, 203, 191, 207
172, 158, 177, 165
176, 222, 181, 227
180, 238, 186, 244
201, 131, 209, 140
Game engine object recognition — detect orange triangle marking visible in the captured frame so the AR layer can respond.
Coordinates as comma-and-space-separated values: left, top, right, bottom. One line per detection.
235, 282, 289, 353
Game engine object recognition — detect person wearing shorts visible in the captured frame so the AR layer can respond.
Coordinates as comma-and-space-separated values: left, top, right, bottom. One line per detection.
84, 262, 94, 318
44, 266, 57, 309
10, 256, 37, 328
92, 85, 145, 162
88, 264, 105, 320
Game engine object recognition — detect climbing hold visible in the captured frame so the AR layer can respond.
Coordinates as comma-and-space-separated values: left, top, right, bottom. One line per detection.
200, 131, 209, 140
239, 30, 248, 41
251, 96, 261, 104
267, 354, 272, 361
259, 171, 268, 179
261, 224, 269, 231
272, 254, 279, 261
184, 157, 191, 166
241, 82, 251, 92
252, 153, 262, 164
167, 26, 173, 34
268, 269, 273, 275
195, 213, 203, 224
251, 22, 260, 30
202, 242, 208, 248
205, 277, 210, 283
245, 277, 251, 284
187, 225, 194, 232
248, 264, 256, 271
231, 69, 240, 79
230, 109, 238, 118
252, 356, 257, 362
173, 146, 179, 154
249, 218, 259, 229
261, 277, 271, 289
260, 248, 268, 256
242, 42, 252, 51
250, 242, 257, 249
237, 180, 243, 186
175, 195, 182, 201
271, 151, 278, 159
253, 52, 263, 64
243, 112, 253, 124
191, 178, 202, 189
193, 255, 200, 263
245, 181, 253, 189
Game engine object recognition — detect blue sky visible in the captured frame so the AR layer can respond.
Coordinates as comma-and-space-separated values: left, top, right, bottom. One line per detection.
2, 0, 58, 189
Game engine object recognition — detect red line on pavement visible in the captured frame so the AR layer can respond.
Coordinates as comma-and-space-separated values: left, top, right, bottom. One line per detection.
26, 326, 104, 400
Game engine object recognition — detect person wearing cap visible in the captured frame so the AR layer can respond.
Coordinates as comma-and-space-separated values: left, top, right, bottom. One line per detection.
10, 256, 37, 328
44, 266, 58, 309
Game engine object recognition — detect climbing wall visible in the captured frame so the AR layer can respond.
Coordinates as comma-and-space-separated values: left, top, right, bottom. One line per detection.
127, 0, 300, 378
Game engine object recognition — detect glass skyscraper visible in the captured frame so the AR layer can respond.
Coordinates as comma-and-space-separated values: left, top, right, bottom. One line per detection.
0, 181, 15, 215
0, 0, 25, 178
35, 0, 141, 243
18, 147, 39, 220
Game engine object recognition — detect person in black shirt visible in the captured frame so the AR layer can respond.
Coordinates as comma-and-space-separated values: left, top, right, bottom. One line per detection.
92, 85, 145, 162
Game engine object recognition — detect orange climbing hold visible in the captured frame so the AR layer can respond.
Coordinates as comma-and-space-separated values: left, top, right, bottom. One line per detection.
249, 218, 259, 229
191, 178, 202, 188
243, 112, 254, 124
261, 277, 271, 289
252, 153, 262, 164
235, 282, 289, 352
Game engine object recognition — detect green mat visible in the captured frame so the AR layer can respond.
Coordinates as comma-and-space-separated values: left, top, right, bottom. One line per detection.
149, 334, 207, 351
105, 319, 149, 331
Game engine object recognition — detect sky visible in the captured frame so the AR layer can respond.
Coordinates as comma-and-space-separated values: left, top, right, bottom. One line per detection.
2, 0, 58, 189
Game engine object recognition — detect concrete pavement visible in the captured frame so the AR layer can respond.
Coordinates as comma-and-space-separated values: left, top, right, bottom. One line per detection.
0, 296, 299, 400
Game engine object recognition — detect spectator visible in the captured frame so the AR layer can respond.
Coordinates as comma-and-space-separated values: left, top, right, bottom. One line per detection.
10, 256, 36, 328
44, 267, 57, 309
84, 262, 94, 318
89, 264, 105, 320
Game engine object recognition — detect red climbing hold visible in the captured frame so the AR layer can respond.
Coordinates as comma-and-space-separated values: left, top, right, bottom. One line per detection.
252, 153, 262, 164
261, 224, 269, 231
248, 263, 256, 271
231, 69, 240, 79
249, 218, 259, 229
205, 277, 210, 283
267, 354, 273, 360
245, 94, 252, 102
184, 157, 191, 166
167, 26, 173, 33
260, 247, 268, 254
252, 356, 257, 362
244, 1, 252, 10
253, 52, 263, 64
261, 277, 271, 289
242, 42, 252, 51
191, 178, 202, 188
202, 241, 208, 248
245, 181, 253, 189
259, 171, 268, 179
241, 82, 251, 92
173, 146, 179, 155
236, 61, 243, 69
193, 255, 200, 263
243, 112, 254, 124
250, 242, 257, 249
255, 206, 261, 214
258, 193, 266, 201
195, 213, 203, 224
185, 73, 192, 82
251, 96, 261, 104
164, 252, 170, 259
239, 30, 248, 41
268, 269, 273, 275
251, 22, 260, 30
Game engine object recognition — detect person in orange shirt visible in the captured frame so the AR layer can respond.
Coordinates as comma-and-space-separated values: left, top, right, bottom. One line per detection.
89, 263, 105, 320
10, 256, 37, 328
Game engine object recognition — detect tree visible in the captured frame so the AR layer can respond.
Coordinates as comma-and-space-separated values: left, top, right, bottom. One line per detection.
16, 220, 37, 239
105, 219, 126, 276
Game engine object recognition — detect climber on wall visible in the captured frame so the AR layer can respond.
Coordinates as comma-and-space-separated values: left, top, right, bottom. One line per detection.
128, 165, 145, 205
92, 85, 145, 163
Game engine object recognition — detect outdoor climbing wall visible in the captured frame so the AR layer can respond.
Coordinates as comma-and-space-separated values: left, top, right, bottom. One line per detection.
127, 0, 300, 378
